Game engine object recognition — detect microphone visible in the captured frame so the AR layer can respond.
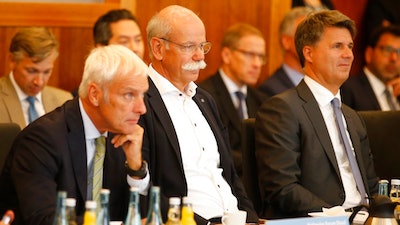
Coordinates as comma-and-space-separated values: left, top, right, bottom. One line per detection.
1, 210, 14, 225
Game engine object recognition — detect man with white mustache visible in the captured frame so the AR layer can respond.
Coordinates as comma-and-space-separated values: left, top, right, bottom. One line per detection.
139, 5, 259, 225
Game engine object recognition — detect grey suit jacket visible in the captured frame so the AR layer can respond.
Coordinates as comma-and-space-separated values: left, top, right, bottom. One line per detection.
255, 80, 379, 218
199, 72, 267, 177
0, 98, 131, 225
139, 78, 258, 225
0, 75, 73, 129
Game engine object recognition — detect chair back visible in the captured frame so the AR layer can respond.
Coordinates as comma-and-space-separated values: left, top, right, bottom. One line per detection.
241, 118, 262, 215
0, 123, 21, 170
358, 110, 400, 180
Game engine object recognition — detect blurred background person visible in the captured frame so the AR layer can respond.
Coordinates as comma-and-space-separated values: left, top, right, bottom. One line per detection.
199, 23, 267, 178
341, 25, 400, 111
0, 27, 72, 129
258, 7, 313, 97
72, 9, 146, 97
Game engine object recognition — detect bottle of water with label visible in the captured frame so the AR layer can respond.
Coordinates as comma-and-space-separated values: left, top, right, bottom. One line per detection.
145, 186, 163, 225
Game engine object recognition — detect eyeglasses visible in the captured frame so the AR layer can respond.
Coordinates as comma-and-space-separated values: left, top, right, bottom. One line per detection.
377, 45, 400, 57
160, 38, 212, 55
233, 48, 267, 65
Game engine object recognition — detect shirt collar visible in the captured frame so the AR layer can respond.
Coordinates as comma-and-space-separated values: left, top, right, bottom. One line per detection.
364, 67, 387, 95
219, 68, 247, 95
148, 64, 197, 98
304, 75, 340, 108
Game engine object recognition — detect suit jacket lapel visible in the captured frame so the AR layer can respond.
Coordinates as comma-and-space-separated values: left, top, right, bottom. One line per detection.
65, 98, 88, 201
0, 76, 26, 128
212, 73, 242, 131
146, 78, 182, 163
297, 81, 342, 177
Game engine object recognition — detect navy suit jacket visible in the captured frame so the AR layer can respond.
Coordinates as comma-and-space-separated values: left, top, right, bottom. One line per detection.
258, 66, 296, 97
0, 98, 131, 225
199, 72, 267, 177
341, 72, 383, 111
139, 78, 258, 225
256, 80, 379, 218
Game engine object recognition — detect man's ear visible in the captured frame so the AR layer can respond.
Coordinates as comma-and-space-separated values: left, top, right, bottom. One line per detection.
9, 54, 16, 70
303, 46, 313, 64
221, 47, 232, 64
150, 38, 164, 61
88, 83, 101, 106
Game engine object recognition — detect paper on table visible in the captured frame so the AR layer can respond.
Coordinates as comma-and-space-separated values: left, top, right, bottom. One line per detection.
308, 206, 369, 225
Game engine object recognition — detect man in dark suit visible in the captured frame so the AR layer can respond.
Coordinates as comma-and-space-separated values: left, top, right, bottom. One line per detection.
255, 10, 378, 219
141, 5, 258, 225
341, 25, 400, 111
199, 23, 267, 178
258, 7, 313, 97
0, 45, 150, 225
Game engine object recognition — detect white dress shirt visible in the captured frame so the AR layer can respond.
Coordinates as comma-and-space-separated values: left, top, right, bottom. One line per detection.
148, 65, 239, 219
304, 76, 363, 209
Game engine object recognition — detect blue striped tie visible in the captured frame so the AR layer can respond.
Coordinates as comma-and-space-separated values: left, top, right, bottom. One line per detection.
26, 96, 39, 123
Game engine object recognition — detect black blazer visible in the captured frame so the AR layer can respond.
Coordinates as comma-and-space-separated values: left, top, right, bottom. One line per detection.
258, 66, 296, 97
256, 80, 379, 218
199, 72, 267, 177
139, 77, 258, 225
341, 72, 382, 111
0, 98, 131, 225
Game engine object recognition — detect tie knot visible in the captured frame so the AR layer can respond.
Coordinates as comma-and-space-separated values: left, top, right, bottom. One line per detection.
26, 96, 36, 105
235, 91, 245, 100
95, 136, 106, 154
331, 98, 341, 108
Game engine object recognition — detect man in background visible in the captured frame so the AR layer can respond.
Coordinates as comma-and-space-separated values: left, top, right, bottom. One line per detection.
140, 5, 258, 225
341, 25, 400, 111
199, 23, 267, 178
93, 8, 145, 59
72, 9, 146, 97
258, 7, 313, 96
0, 27, 72, 129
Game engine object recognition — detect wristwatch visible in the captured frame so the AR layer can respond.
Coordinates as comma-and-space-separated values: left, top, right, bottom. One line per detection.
125, 160, 147, 179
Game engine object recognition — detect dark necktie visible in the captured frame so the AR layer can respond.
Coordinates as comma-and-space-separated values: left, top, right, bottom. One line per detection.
26, 96, 39, 123
235, 91, 245, 120
332, 98, 367, 204
384, 88, 397, 111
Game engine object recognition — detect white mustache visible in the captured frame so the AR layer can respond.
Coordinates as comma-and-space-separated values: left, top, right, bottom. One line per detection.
182, 60, 207, 71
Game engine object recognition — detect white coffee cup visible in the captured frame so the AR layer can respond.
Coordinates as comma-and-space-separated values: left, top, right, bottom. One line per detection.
221, 210, 247, 225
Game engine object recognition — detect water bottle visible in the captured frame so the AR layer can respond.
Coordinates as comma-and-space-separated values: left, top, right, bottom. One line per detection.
125, 187, 141, 225
53, 191, 67, 225
166, 197, 181, 225
97, 189, 110, 225
65, 198, 77, 225
145, 186, 163, 225
379, 179, 389, 196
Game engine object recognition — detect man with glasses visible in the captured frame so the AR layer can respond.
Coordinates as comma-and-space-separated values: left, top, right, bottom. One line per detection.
199, 23, 267, 178
342, 25, 400, 111
140, 5, 258, 225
